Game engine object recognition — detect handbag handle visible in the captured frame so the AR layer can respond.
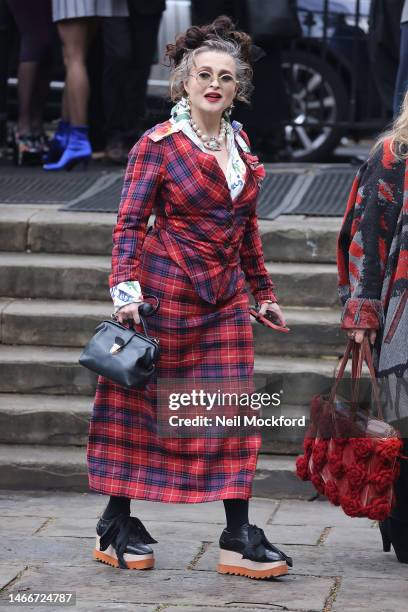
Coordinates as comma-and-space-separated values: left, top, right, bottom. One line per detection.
111, 295, 160, 339
329, 335, 383, 419
361, 335, 384, 420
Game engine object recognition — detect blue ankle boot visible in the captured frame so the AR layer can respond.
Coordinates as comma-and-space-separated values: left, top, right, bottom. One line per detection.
43, 125, 92, 171
43, 119, 70, 163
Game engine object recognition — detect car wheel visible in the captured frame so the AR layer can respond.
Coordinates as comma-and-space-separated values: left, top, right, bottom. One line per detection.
282, 50, 349, 162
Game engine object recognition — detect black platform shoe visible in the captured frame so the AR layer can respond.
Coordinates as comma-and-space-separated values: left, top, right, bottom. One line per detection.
93, 513, 158, 569
379, 517, 408, 564
217, 522, 293, 579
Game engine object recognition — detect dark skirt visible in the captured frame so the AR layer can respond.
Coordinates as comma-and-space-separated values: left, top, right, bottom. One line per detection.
86, 230, 261, 503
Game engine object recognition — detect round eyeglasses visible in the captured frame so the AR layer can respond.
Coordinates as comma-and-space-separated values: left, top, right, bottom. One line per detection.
189, 70, 239, 88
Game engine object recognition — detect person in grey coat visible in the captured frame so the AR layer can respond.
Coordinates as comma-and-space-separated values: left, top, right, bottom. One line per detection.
337, 96, 408, 564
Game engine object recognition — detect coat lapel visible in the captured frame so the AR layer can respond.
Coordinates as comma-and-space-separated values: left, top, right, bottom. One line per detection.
148, 118, 260, 208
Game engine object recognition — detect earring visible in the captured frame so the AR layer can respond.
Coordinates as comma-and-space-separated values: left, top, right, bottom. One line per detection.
185, 94, 191, 111
227, 101, 235, 116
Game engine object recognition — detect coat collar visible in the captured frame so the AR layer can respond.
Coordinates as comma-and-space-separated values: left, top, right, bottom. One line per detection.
147, 118, 249, 153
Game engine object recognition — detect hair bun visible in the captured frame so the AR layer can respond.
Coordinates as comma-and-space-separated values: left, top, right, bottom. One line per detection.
165, 15, 252, 67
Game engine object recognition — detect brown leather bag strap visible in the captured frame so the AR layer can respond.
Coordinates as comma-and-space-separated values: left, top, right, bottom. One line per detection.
362, 335, 384, 420
351, 339, 366, 403
329, 337, 383, 420
329, 339, 354, 402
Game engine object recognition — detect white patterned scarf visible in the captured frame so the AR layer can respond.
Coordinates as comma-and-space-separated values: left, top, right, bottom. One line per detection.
170, 97, 247, 201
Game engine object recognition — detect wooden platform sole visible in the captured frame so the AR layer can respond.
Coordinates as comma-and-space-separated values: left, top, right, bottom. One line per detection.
217, 549, 288, 579
93, 536, 154, 570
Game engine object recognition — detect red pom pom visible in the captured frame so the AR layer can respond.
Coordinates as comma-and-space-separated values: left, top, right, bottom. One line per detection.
311, 472, 325, 494
296, 455, 310, 481
341, 495, 364, 517
328, 451, 344, 478
347, 463, 367, 490
369, 469, 394, 493
312, 439, 328, 471
377, 438, 403, 466
350, 437, 374, 461
325, 480, 340, 505
366, 499, 392, 521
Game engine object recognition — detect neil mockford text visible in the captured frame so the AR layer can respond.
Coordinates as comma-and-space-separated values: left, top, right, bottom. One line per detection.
168, 414, 306, 427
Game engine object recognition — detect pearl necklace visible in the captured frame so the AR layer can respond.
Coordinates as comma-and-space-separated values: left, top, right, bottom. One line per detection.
190, 117, 227, 151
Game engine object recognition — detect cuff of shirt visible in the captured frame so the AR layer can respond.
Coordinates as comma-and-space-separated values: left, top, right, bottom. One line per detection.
110, 281, 144, 314
257, 293, 278, 305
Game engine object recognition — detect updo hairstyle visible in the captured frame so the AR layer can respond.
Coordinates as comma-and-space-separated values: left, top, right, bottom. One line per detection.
165, 16, 254, 104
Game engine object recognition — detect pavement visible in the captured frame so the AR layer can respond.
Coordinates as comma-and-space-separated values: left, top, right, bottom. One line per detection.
0, 490, 406, 612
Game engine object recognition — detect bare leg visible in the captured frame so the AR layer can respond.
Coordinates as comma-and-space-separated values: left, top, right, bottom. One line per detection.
57, 18, 96, 125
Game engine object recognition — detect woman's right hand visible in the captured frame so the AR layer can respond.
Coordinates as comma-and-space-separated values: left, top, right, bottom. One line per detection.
346, 328, 377, 345
115, 301, 144, 326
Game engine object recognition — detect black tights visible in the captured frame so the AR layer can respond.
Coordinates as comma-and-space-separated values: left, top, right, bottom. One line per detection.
102, 496, 249, 529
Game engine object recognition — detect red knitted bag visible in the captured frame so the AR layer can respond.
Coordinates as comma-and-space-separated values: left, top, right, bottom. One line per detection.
296, 337, 404, 520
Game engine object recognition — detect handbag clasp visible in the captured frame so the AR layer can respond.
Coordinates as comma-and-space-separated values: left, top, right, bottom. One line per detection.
110, 336, 125, 354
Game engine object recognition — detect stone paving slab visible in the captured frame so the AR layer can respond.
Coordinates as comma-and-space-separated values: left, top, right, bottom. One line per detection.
271, 498, 374, 528
34, 516, 322, 548
332, 577, 408, 612
0, 565, 26, 591
164, 608, 300, 612
195, 541, 408, 580
0, 493, 406, 611
0, 536, 201, 572
0, 492, 277, 524
323, 525, 383, 550
0, 516, 49, 537
0, 565, 334, 611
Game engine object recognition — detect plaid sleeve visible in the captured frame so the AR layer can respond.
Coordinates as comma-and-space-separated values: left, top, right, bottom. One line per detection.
239, 209, 277, 304
109, 134, 165, 288
337, 140, 403, 329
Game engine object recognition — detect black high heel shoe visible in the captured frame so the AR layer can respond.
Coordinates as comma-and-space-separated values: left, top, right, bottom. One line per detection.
12, 130, 42, 166
379, 517, 408, 563
379, 518, 391, 552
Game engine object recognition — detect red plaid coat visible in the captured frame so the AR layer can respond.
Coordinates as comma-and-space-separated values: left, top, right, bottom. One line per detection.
109, 119, 277, 305
87, 120, 275, 502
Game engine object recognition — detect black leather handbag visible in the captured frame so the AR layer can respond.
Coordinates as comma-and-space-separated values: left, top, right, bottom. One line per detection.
78, 296, 160, 389
246, 0, 302, 45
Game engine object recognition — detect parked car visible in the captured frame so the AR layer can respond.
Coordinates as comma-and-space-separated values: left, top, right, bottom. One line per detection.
149, 0, 386, 161
3, 0, 387, 162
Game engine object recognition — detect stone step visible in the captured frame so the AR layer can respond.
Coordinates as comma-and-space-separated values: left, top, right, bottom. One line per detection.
0, 444, 314, 497
0, 393, 307, 453
266, 262, 339, 307
0, 298, 344, 357
0, 394, 92, 446
0, 252, 111, 301
0, 343, 341, 402
0, 345, 98, 395
0, 205, 339, 263
0, 252, 339, 306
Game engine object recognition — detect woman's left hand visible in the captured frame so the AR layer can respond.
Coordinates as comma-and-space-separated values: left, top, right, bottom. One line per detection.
258, 301, 287, 327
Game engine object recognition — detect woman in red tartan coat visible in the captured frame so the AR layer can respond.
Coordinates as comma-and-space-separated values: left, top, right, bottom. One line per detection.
87, 17, 293, 577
